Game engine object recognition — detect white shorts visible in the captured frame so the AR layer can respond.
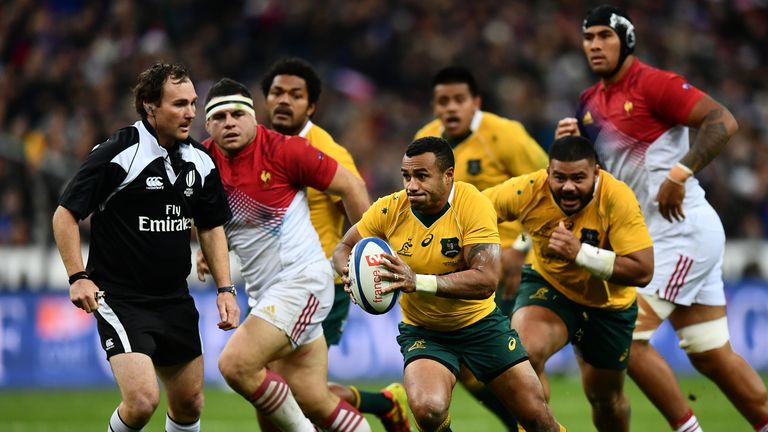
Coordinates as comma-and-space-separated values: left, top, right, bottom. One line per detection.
640, 204, 725, 306
248, 260, 334, 347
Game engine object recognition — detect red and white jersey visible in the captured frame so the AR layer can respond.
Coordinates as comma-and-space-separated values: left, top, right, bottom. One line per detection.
577, 58, 709, 234
204, 125, 337, 297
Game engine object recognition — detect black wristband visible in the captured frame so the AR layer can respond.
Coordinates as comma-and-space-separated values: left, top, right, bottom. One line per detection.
217, 285, 237, 296
68, 271, 90, 285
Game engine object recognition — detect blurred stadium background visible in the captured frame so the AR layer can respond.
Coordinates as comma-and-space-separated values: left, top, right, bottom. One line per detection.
1, 0, 767, 430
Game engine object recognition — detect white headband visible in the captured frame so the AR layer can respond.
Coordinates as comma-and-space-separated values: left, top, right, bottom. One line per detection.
205, 94, 256, 120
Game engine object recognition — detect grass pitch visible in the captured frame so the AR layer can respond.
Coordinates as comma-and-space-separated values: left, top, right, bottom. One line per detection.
0, 374, 763, 431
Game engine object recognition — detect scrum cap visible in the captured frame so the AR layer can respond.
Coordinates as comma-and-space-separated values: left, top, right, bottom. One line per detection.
583, 5, 636, 76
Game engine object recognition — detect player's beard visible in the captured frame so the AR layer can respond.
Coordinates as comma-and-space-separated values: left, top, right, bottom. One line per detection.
553, 186, 595, 215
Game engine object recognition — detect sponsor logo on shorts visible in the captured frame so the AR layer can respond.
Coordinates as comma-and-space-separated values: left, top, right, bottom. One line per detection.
105, 338, 114, 350
508, 337, 517, 351
529, 287, 549, 300
145, 176, 163, 190
261, 305, 276, 317
408, 339, 426, 352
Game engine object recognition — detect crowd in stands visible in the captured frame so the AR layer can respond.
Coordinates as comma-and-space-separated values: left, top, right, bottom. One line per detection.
1, 0, 767, 246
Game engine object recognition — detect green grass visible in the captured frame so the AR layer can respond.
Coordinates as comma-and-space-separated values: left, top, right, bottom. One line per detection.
0, 374, 764, 431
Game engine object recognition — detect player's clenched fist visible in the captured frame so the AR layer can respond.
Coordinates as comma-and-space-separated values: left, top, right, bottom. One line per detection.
555, 117, 581, 140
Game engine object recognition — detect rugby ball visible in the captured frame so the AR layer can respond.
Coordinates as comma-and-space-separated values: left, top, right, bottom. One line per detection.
348, 237, 400, 315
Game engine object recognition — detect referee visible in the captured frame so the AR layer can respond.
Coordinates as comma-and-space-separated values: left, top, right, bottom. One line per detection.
52, 63, 239, 432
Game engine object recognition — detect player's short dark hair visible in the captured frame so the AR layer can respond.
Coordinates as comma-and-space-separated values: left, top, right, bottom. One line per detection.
406, 136, 455, 172
133, 63, 190, 120
205, 78, 252, 105
549, 136, 598, 163
432, 66, 479, 96
260, 57, 322, 105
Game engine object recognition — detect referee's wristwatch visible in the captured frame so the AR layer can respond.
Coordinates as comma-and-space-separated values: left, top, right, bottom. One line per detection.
217, 285, 237, 297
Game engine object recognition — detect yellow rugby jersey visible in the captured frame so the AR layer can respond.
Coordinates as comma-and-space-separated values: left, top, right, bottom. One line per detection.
356, 181, 500, 331
301, 121, 362, 268
484, 169, 652, 310
415, 110, 548, 246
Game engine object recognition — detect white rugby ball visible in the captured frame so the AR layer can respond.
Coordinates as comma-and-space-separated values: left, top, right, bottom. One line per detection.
347, 237, 400, 315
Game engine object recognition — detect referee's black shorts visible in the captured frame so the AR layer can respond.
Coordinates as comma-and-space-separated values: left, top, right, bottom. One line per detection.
94, 295, 202, 366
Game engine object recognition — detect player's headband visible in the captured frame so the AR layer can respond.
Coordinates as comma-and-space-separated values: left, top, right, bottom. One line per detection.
582, 5, 636, 52
205, 94, 256, 121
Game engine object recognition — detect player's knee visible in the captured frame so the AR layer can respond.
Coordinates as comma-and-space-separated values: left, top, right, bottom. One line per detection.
409, 393, 450, 431
677, 317, 729, 355
123, 390, 161, 422
584, 388, 626, 414
218, 352, 254, 390
171, 391, 204, 420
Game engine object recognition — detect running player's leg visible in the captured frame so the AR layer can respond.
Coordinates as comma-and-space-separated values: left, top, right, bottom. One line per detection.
404, 359, 456, 432
325, 283, 409, 431
670, 303, 768, 429
629, 293, 699, 431
574, 296, 636, 432
273, 336, 371, 431
630, 209, 726, 430
218, 315, 313, 431
512, 267, 573, 397
578, 358, 629, 432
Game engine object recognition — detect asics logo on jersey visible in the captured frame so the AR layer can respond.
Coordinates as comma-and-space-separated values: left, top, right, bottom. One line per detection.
145, 176, 163, 189
508, 337, 517, 351
421, 234, 434, 247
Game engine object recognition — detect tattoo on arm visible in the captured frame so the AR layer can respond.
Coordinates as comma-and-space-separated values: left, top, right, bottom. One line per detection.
467, 243, 501, 269
681, 108, 730, 172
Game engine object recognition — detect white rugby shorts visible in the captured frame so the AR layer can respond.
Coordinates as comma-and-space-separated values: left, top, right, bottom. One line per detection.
640, 204, 726, 306
247, 259, 334, 347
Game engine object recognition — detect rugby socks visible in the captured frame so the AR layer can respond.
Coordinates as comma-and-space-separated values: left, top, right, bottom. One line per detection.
248, 369, 315, 432
349, 385, 394, 416
671, 410, 701, 432
165, 414, 200, 432
108, 407, 143, 432
322, 398, 371, 432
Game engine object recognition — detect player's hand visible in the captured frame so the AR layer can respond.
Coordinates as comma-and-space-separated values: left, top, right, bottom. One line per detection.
196, 249, 210, 282
547, 221, 581, 261
70, 279, 102, 313
656, 179, 686, 222
555, 117, 581, 140
379, 252, 416, 294
216, 292, 240, 330
340, 265, 358, 304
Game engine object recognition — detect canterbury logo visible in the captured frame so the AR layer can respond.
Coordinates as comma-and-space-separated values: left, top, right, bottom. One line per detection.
408, 340, 426, 352
145, 176, 163, 189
